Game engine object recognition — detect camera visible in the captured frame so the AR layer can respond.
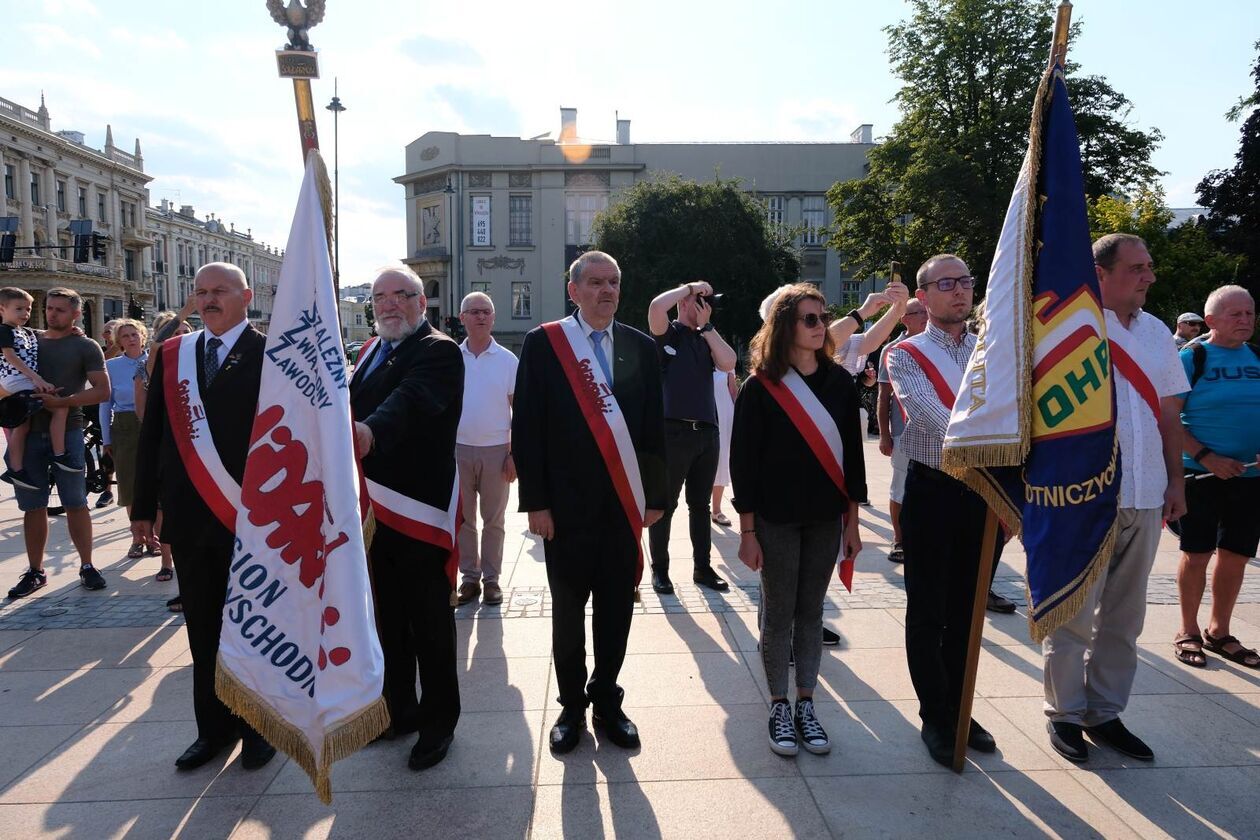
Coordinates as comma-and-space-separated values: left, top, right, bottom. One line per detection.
697, 293, 723, 309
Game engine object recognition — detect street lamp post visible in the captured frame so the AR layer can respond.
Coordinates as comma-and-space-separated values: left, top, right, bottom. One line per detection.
326, 80, 346, 299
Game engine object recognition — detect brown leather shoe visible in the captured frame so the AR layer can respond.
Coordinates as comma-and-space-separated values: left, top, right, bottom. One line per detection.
484, 581, 503, 605
457, 581, 480, 605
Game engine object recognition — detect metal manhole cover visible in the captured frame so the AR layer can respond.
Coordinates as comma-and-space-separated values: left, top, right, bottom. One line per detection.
40, 606, 71, 617
512, 595, 540, 606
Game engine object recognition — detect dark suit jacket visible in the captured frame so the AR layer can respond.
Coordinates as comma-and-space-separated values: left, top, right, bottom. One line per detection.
512, 318, 667, 535
131, 326, 266, 549
350, 321, 463, 553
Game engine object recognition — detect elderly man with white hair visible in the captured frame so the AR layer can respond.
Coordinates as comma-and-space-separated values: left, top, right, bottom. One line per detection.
1171, 284, 1260, 671
454, 290, 519, 606
350, 265, 464, 771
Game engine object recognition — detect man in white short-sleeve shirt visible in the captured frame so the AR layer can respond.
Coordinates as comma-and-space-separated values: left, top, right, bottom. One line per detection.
1043, 233, 1189, 764
455, 291, 519, 606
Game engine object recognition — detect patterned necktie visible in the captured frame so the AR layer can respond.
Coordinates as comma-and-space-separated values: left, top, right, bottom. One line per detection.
204, 337, 223, 386
589, 330, 613, 386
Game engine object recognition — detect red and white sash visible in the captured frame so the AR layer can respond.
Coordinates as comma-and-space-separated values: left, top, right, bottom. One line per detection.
1106, 328, 1159, 423
162, 331, 240, 531
894, 333, 965, 409
759, 368, 855, 591
541, 317, 647, 581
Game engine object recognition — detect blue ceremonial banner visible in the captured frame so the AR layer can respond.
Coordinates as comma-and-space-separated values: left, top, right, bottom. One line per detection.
941, 60, 1119, 642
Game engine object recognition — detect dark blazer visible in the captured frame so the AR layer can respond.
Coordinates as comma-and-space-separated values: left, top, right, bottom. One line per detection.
132, 325, 266, 548
350, 321, 463, 552
512, 318, 667, 534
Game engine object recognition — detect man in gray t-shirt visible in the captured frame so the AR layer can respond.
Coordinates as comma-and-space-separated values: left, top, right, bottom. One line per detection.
5, 288, 110, 601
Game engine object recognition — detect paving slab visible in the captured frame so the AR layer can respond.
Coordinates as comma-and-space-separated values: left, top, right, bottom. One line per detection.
0, 796, 258, 840
1069, 765, 1260, 840
0, 625, 187, 671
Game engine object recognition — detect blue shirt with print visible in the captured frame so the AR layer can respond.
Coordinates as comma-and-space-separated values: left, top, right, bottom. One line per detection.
1178, 342, 1260, 478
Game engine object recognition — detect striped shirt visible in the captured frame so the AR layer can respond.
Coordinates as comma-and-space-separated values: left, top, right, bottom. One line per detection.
885, 323, 975, 469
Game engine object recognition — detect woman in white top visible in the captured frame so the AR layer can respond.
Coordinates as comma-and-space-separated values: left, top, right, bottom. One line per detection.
710, 369, 737, 526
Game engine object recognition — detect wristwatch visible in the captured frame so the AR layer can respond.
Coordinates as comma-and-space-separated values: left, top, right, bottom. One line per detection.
846, 309, 864, 328
1193, 446, 1213, 463
698, 323, 715, 334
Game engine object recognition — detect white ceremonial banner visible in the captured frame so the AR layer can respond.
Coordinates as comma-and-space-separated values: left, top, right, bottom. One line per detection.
215, 151, 387, 804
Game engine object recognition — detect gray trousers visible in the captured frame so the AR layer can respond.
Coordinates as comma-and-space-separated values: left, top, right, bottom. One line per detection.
456, 443, 511, 584
1043, 507, 1162, 725
757, 515, 844, 699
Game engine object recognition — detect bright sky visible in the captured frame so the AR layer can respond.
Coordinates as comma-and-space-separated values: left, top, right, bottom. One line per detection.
8, 0, 1257, 287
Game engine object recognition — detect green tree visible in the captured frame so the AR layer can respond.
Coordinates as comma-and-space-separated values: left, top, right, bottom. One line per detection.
364, 299, 374, 331
1196, 39, 1259, 294
591, 175, 800, 353
1088, 186, 1243, 323
827, 0, 1163, 293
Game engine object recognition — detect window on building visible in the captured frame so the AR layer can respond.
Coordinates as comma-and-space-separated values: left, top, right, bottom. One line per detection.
509, 194, 532, 246
802, 196, 826, 246
177, 243, 185, 273
30, 173, 41, 206
355, 313, 363, 326
471, 281, 490, 294
77, 186, 87, 217
56, 180, 66, 213
565, 193, 608, 245
766, 195, 784, 230
97, 192, 107, 223
512, 281, 532, 318
3, 165, 13, 200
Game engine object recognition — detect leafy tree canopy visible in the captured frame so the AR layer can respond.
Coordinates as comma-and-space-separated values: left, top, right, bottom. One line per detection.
828, 0, 1163, 294
591, 175, 800, 353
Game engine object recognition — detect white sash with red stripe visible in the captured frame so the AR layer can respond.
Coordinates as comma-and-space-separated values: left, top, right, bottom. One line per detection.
541, 317, 646, 564
1106, 325, 1159, 422
365, 476, 460, 552
759, 368, 855, 591
162, 331, 240, 531
894, 332, 965, 409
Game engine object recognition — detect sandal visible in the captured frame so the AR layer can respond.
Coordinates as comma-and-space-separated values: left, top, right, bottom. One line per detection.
146, 541, 162, 557
711, 512, 732, 527
1173, 632, 1207, 668
166, 595, 183, 613
155, 567, 174, 582
126, 543, 145, 559
1203, 631, 1260, 669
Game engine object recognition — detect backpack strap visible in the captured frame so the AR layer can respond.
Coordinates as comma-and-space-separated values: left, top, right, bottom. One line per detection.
1190, 342, 1207, 388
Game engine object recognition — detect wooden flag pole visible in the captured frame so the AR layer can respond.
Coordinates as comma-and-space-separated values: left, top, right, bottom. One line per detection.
951, 507, 1000, 772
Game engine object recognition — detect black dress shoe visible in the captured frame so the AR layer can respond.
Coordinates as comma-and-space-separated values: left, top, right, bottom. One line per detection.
409, 734, 454, 770
651, 570, 674, 595
693, 569, 729, 592
241, 738, 277, 770
1047, 721, 1088, 763
986, 591, 1017, 614
1085, 718, 1153, 761
550, 708, 586, 754
175, 736, 232, 770
920, 722, 953, 767
967, 719, 996, 753
593, 709, 641, 749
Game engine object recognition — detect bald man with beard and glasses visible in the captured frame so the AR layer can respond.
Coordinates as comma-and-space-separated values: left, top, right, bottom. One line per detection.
350, 266, 464, 772
131, 263, 276, 772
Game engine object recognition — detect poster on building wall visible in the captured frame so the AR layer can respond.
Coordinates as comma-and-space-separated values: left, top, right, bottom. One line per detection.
471, 196, 491, 246
420, 204, 442, 247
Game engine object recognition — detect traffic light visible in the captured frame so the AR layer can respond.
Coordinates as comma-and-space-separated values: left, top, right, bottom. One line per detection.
0, 233, 15, 264
91, 232, 107, 261
73, 234, 90, 263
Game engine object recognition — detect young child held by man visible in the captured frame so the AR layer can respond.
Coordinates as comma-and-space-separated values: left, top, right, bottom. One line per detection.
0, 287, 72, 489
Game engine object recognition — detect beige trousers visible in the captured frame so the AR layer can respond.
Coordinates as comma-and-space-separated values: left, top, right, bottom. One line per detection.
456, 443, 511, 584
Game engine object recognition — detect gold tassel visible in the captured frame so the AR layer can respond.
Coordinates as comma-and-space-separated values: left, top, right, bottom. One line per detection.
215, 655, 390, 805
306, 148, 336, 269
361, 506, 376, 553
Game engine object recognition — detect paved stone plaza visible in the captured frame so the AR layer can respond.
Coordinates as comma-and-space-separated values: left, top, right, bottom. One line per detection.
0, 438, 1256, 838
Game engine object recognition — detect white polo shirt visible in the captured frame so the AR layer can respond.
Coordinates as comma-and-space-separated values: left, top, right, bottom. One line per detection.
1107, 309, 1190, 510
457, 337, 519, 447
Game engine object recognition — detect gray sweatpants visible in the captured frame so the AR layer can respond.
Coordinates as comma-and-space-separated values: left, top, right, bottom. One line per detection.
1043, 507, 1162, 726
757, 515, 844, 699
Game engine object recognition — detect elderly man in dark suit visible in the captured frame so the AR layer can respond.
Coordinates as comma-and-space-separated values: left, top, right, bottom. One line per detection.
351, 265, 464, 771
131, 263, 276, 772
513, 250, 667, 754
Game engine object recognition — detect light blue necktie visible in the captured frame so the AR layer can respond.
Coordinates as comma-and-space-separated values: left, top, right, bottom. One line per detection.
589, 330, 613, 386
365, 339, 393, 377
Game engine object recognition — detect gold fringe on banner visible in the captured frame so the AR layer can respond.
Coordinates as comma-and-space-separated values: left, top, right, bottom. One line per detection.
305, 148, 336, 269
361, 505, 376, 553
216, 656, 390, 805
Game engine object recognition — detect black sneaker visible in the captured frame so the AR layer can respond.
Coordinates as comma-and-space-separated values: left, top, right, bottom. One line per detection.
52, 452, 81, 473
794, 698, 831, 754
822, 627, 841, 646
1047, 721, 1088, 763
8, 568, 47, 599
768, 700, 798, 756
888, 543, 905, 564
1085, 718, 1153, 761
6, 468, 40, 491
94, 490, 114, 508
79, 565, 106, 591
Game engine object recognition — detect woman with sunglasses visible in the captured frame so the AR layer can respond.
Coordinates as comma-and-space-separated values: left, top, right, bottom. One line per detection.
731, 283, 866, 757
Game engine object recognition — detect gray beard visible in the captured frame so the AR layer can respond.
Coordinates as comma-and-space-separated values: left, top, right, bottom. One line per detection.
376, 319, 420, 342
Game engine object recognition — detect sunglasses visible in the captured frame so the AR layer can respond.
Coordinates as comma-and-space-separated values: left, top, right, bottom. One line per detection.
797, 312, 833, 329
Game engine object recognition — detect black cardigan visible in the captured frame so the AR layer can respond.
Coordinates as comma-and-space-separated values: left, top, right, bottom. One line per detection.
730, 363, 867, 524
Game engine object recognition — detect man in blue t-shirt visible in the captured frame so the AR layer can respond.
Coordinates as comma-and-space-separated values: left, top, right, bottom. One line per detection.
1170, 284, 1260, 671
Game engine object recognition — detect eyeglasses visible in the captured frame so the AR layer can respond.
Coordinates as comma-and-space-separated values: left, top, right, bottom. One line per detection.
462, 308, 493, 318
921, 275, 975, 292
797, 312, 833, 329
372, 290, 421, 306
